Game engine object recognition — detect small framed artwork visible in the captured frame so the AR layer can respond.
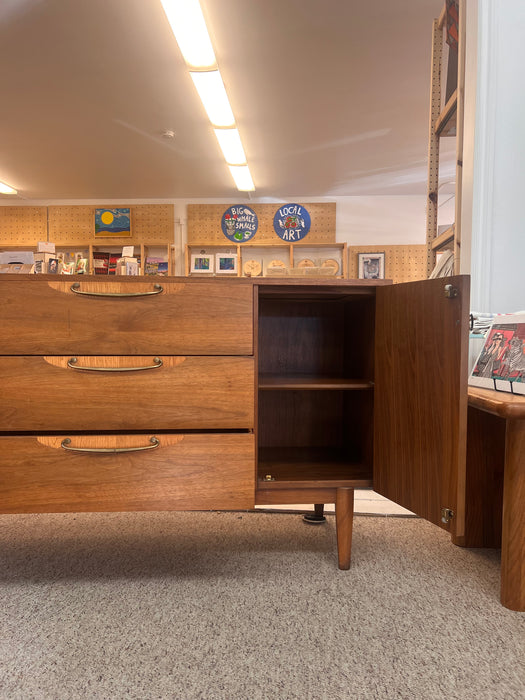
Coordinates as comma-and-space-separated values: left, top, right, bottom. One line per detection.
215, 253, 238, 274
95, 208, 132, 238
358, 252, 385, 279
190, 254, 214, 274
469, 314, 525, 395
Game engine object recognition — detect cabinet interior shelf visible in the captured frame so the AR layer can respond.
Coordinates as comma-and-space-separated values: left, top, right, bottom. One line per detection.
258, 447, 373, 487
258, 374, 373, 390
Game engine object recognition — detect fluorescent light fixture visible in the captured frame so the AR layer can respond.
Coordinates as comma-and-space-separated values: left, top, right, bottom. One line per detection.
228, 165, 255, 191
214, 128, 247, 165
0, 181, 17, 195
160, 0, 216, 68
190, 70, 235, 127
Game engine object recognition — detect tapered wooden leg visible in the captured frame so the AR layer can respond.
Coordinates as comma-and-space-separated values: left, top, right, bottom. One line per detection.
335, 488, 354, 570
500, 419, 525, 611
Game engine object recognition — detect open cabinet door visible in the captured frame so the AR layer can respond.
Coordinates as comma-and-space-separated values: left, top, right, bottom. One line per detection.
373, 276, 470, 537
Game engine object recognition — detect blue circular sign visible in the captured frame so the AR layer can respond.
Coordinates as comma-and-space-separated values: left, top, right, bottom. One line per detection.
273, 203, 311, 241
221, 205, 258, 242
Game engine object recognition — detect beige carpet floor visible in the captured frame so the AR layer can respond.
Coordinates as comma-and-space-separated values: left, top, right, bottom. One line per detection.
0, 510, 523, 700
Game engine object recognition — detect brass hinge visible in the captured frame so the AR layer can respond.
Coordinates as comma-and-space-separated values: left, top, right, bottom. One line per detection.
441, 507, 454, 524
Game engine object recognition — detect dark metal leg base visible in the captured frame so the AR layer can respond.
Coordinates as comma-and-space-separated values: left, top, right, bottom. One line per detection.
303, 503, 327, 524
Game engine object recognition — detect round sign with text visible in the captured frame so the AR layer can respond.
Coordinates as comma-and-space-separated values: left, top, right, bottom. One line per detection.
221, 205, 258, 242
273, 203, 311, 241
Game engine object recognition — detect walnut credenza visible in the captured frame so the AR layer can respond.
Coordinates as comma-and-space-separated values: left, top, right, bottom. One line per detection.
2, 274, 518, 609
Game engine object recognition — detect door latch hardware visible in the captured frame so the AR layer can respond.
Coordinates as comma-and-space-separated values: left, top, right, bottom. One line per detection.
441, 507, 454, 524
444, 284, 458, 299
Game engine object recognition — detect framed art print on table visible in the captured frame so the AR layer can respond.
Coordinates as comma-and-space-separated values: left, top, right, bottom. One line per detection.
358, 252, 385, 280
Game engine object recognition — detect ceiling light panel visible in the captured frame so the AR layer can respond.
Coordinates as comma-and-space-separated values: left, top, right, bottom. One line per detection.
190, 70, 235, 127
160, 0, 216, 68
0, 181, 17, 195
228, 165, 255, 191
213, 128, 247, 165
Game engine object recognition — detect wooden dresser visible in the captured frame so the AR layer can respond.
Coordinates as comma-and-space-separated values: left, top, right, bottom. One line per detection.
0, 277, 255, 512
1, 274, 520, 609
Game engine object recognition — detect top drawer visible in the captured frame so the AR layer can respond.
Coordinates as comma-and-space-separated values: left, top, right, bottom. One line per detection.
0, 278, 253, 355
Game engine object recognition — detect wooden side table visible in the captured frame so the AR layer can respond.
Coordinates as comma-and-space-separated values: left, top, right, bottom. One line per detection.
467, 387, 525, 611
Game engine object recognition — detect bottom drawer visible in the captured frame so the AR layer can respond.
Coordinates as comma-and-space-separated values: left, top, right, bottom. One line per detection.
0, 433, 255, 513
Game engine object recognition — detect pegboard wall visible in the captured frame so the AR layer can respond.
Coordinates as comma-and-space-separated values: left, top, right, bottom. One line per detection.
187, 203, 336, 244
0, 205, 174, 247
0, 207, 47, 245
348, 245, 427, 283
48, 204, 174, 245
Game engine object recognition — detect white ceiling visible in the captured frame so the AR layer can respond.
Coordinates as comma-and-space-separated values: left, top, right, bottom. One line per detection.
0, 0, 453, 201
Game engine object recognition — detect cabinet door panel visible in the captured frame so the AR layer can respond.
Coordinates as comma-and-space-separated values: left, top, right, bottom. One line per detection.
0, 356, 254, 431
0, 278, 253, 355
374, 276, 469, 535
0, 433, 255, 512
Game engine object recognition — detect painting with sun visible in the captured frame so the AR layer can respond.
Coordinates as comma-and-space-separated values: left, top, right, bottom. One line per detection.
95, 208, 132, 237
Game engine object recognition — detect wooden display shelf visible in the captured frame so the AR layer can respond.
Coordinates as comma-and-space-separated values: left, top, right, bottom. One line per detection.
258, 447, 373, 488
185, 242, 346, 278
431, 225, 456, 251
435, 89, 458, 137
259, 375, 373, 390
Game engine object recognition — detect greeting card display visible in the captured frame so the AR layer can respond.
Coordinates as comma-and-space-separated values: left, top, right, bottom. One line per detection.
469, 313, 525, 395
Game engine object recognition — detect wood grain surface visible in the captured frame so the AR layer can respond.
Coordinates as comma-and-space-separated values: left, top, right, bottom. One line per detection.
500, 419, 525, 611
0, 356, 254, 431
373, 276, 470, 534
0, 433, 255, 513
0, 278, 253, 355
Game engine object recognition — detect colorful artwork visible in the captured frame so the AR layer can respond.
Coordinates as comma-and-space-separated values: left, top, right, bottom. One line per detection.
95, 208, 131, 237
216, 254, 238, 274
221, 205, 258, 242
190, 254, 213, 273
470, 315, 525, 395
273, 204, 311, 241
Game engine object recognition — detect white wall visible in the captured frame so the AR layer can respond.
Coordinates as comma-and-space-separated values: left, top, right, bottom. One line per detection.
469, 0, 525, 313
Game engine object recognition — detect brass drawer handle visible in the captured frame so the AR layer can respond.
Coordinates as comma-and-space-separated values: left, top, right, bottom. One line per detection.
70, 282, 163, 297
67, 357, 163, 372
61, 436, 160, 453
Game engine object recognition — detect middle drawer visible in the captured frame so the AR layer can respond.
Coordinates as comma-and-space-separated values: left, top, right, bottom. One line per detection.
0, 356, 254, 431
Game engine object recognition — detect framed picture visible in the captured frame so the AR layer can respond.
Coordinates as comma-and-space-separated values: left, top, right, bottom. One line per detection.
95, 208, 131, 238
215, 253, 238, 274
190, 254, 214, 274
358, 252, 385, 280
469, 313, 525, 395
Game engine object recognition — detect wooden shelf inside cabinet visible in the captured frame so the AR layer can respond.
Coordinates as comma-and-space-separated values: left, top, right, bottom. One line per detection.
259, 375, 373, 390
258, 447, 373, 488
